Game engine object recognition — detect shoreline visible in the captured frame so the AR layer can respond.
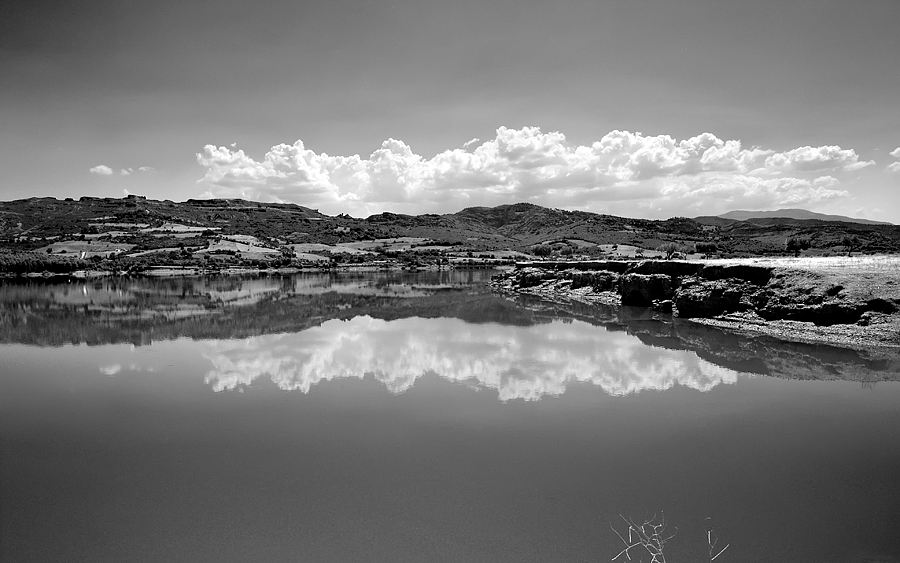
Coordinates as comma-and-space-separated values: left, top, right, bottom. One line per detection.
491, 256, 900, 353
0, 263, 486, 279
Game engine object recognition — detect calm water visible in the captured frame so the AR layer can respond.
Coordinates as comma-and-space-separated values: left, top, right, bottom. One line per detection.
2, 272, 900, 563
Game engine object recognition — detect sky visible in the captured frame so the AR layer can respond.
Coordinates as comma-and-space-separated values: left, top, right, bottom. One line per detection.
2, 0, 899, 221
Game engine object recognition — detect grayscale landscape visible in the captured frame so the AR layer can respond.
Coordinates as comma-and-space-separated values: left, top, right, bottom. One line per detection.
2, 1, 900, 562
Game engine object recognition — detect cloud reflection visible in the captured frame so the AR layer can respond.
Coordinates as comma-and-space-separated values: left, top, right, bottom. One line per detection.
203, 316, 739, 400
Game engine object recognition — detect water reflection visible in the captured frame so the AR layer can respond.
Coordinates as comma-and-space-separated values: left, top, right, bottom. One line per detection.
0, 271, 502, 346
3, 272, 899, 390
202, 316, 739, 399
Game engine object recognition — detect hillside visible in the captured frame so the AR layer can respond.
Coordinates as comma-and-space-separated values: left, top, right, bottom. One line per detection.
2, 196, 900, 274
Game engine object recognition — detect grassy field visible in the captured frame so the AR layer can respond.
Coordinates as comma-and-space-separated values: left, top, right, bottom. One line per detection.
705, 255, 900, 302
42, 240, 135, 258
706, 254, 900, 274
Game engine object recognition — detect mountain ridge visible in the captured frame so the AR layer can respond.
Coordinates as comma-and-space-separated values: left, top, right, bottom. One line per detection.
718, 208, 891, 225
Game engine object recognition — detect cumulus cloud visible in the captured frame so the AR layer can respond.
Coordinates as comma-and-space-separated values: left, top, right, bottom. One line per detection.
197, 128, 870, 217
202, 316, 739, 400
89, 164, 114, 176
762, 145, 873, 173
887, 148, 900, 172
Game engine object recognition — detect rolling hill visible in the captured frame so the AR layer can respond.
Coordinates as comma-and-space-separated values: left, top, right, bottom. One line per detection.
1, 197, 900, 272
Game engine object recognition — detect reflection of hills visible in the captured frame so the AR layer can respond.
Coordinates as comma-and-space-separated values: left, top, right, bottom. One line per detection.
658, 319, 899, 382
0, 272, 528, 347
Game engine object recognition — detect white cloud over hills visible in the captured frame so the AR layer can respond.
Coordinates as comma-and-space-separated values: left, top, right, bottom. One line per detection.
888, 148, 900, 173
89, 164, 114, 176
91, 165, 155, 177
197, 127, 873, 218
202, 316, 740, 400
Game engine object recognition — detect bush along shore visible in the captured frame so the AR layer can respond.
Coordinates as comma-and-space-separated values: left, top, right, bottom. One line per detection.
491, 258, 900, 350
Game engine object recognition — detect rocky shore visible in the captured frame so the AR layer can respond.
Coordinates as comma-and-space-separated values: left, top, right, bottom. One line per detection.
491, 257, 900, 350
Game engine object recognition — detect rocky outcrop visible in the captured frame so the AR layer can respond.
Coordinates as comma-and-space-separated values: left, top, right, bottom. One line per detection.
630, 261, 703, 278
492, 260, 900, 331
674, 277, 756, 318
516, 268, 560, 289
516, 260, 632, 273
619, 273, 673, 306
700, 264, 773, 285
748, 269, 899, 326
571, 270, 619, 291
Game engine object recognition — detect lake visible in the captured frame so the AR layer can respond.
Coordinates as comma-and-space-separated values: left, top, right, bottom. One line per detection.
2, 272, 899, 563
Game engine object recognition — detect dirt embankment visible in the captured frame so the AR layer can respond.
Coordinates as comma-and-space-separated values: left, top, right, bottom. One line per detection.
491, 257, 900, 350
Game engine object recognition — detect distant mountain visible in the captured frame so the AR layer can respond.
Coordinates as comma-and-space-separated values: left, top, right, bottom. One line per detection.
718, 209, 892, 225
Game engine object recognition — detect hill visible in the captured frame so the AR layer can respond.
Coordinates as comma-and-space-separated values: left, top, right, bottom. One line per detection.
718, 208, 892, 225
1, 196, 900, 274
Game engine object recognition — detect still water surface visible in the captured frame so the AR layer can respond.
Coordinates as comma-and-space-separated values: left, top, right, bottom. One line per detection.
2, 272, 900, 562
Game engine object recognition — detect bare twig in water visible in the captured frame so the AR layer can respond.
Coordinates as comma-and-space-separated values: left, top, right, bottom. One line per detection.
704, 518, 730, 561
610, 514, 729, 562
610, 513, 676, 563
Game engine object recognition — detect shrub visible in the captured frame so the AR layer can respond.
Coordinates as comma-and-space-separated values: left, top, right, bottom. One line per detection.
695, 242, 718, 254
656, 242, 680, 260
841, 234, 859, 257
531, 244, 552, 257
785, 236, 811, 257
